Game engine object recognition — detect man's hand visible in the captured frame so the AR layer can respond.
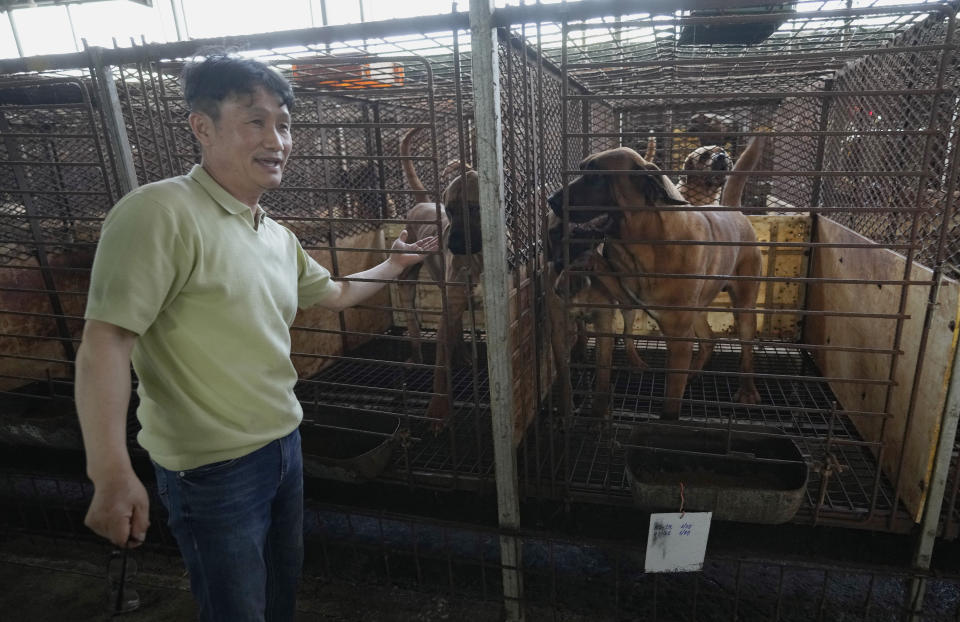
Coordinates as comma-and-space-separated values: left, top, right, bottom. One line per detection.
75, 319, 145, 547
317, 231, 441, 311
387, 230, 439, 269
84, 470, 150, 548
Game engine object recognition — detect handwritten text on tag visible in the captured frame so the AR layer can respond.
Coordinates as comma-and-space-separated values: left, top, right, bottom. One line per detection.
644, 512, 712, 573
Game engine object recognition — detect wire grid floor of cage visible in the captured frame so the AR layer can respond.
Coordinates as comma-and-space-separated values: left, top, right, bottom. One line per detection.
295, 333, 497, 484
297, 332, 914, 530
529, 337, 912, 530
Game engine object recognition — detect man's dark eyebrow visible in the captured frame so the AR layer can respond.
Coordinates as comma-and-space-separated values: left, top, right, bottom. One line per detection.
246, 104, 291, 120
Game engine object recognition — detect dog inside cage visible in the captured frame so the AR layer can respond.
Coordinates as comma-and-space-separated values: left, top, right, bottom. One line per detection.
526, 0, 960, 539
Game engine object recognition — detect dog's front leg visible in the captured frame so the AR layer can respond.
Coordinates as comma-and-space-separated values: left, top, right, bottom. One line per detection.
572, 317, 588, 362
425, 319, 452, 424
425, 274, 470, 425
621, 308, 648, 370
596, 270, 647, 370
399, 263, 423, 363
447, 259, 472, 367
447, 293, 469, 368
688, 312, 715, 374
592, 307, 615, 419
546, 283, 575, 420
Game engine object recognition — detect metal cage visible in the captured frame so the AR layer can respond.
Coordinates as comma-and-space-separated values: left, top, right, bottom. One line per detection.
504, 0, 960, 538
3, 1, 960, 620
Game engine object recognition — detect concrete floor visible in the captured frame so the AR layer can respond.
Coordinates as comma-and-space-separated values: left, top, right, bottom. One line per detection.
0, 534, 503, 622
6, 528, 960, 621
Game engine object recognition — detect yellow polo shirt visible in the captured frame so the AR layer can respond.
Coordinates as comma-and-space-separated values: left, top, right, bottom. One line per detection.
85, 165, 336, 471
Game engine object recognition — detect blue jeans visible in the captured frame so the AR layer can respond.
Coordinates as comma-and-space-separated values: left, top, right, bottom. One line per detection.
153, 429, 303, 622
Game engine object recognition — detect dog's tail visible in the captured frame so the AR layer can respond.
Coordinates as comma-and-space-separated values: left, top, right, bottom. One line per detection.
440, 159, 473, 180
720, 134, 766, 208
400, 127, 430, 205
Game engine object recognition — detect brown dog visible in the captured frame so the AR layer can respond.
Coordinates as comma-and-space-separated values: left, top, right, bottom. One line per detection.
546, 146, 762, 420
543, 209, 621, 418
621, 136, 766, 370
397, 128, 483, 422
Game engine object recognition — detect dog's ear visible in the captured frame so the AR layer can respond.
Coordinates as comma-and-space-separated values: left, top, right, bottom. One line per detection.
442, 170, 480, 209
642, 163, 688, 206
614, 155, 687, 207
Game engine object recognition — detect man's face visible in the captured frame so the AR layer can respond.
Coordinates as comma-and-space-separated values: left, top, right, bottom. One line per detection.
192, 85, 292, 207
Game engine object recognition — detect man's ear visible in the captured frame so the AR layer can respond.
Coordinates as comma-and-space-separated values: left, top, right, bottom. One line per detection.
188, 111, 215, 147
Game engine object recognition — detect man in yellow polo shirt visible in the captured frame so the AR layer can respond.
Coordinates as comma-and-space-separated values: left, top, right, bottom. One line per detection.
75, 55, 437, 621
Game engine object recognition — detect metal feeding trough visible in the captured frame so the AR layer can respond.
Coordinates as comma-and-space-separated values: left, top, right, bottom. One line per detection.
300, 409, 400, 483
624, 422, 808, 525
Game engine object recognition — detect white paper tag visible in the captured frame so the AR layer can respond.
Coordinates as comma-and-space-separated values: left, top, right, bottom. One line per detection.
644, 512, 712, 573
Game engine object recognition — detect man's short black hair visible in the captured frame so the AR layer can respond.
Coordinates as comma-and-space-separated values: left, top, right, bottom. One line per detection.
181, 54, 295, 120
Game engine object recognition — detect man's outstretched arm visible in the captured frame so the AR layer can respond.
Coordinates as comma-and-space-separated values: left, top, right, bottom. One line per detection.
317, 230, 438, 312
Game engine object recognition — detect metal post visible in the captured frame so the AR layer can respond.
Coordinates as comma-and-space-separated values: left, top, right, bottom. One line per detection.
7, 9, 23, 57
468, 1, 523, 620
809, 79, 833, 208
909, 92, 960, 597
908, 318, 960, 620
168, 0, 184, 41
371, 103, 388, 222
87, 46, 140, 197
319, 0, 329, 26
65, 4, 80, 52
178, 0, 191, 40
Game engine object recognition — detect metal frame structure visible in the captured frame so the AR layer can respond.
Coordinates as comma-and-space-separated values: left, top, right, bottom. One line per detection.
505, 0, 960, 535
3, 1, 960, 620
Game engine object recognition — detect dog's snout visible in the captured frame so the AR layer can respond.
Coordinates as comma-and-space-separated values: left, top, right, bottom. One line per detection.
448, 228, 484, 255
711, 152, 731, 172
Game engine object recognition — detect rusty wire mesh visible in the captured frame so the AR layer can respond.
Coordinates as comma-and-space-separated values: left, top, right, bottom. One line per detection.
0, 75, 118, 404
0, 22, 558, 502
534, 2, 959, 264
510, 2, 960, 535
112, 56, 411, 245
822, 13, 960, 273
0, 23, 483, 468
0, 78, 113, 264
2, 10, 960, 618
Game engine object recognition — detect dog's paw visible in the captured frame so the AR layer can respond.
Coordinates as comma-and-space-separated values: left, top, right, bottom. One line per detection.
429, 418, 449, 435
590, 393, 611, 419
734, 386, 761, 405
625, 349, 649, 370
454, 347, 475, 368
425, 396, 451, 423
571, 342, 587, 363
659, 410, 681, 421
